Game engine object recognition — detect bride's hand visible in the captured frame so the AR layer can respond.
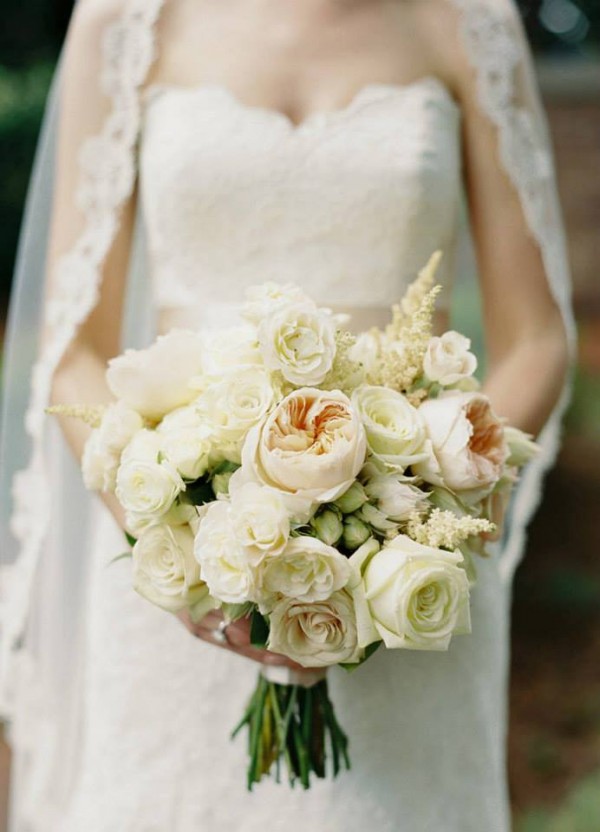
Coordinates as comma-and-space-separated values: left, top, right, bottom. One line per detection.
176, 609, 310, 673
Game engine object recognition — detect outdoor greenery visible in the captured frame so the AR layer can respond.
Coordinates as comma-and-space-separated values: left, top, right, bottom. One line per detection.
0, 63, 53, 298
518, 770, 600, 831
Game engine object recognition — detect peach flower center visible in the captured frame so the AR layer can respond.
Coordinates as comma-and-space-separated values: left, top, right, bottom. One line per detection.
268, 395, 352, 456
466, 399, 505, 466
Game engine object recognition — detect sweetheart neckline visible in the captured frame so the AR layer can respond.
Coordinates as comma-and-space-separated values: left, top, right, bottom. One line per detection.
143, 75, 460, 133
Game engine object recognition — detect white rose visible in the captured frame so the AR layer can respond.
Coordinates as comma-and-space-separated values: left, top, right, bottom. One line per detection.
157, 405, 212, 480
121, 429, 162, 464
196, 367, 277, 462
125, 501, 198, 539
347, 331, 380, 378
241, 388, 367, 509
267, 590, 361, 668
106, 330, 204, 420
258, 302, 336, 386
132, 523, 214, 617
413, 391, 508, 492
230, 482, 290, 565
424, 331, 477, 386
352, 385, 430, 472
116, 431, 185, 517
350, 535, 471, 650
194, 501, 256, 603
364, 474, 429, 522
261, 537, 351, 607
81, 402, 144, 492
82, 431, 113, 491
99, 400, 144, 450
200, 324, 262, 376
243, 282, 313, 324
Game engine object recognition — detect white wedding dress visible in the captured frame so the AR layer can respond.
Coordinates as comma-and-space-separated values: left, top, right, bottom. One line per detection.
63, 79, 513, 832
1, 2, 575, 831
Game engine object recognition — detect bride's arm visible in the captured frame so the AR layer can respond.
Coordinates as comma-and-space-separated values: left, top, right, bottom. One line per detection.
460, 90, 569, 435
45, 2, 134, 528
438, 3, 570, 435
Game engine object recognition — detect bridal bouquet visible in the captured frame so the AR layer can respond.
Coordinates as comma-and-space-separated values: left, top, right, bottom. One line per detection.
51, 252, 538, 789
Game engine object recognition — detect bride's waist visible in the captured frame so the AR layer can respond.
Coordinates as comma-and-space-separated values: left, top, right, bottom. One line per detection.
157, 301, 394, 334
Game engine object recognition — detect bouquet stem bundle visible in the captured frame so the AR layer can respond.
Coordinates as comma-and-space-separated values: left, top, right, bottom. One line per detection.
232, 672, 350, 790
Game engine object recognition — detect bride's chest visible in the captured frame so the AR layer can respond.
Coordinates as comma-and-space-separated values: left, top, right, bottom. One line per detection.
139, 78, 462, 229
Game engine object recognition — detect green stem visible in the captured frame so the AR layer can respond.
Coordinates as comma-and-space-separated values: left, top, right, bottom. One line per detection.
234, 672, 351, 789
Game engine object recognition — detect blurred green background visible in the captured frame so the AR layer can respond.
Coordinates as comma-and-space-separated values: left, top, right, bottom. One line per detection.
0, 2, 599, 830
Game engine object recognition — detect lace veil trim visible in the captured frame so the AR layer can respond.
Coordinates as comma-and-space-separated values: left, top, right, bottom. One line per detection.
447, 0, 576, 582
1, 0, 166, 711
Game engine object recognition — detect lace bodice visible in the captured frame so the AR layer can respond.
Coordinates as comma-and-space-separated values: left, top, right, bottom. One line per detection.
139, 77, 462, 324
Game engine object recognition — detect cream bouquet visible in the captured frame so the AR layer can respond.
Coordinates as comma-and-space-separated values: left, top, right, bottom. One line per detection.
50, 252, 538, 789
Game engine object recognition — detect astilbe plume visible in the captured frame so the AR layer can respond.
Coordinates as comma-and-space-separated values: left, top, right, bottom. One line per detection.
364, 251, 443, 392
320, 330, 364, 395
406, 508, 496, 551
46, 403, 105, 428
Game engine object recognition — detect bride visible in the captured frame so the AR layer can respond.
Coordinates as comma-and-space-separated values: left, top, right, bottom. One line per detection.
0, 0, 574, 829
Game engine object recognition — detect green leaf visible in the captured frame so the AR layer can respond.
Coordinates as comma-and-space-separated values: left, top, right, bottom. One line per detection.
182, 476, 214, 506
339, 640, 382, 672
107, 551, 133, 567
124, 532, 137, 548
221, 602, 254, 622
210, 460, 240, 477
250, 609, 270, 648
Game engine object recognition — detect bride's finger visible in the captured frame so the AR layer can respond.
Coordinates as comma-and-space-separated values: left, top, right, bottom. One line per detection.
177, 610, 314, 672
194, 623, 291, 666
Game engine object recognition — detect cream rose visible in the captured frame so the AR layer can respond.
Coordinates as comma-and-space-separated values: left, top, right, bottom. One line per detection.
241, 388, 367, 508
347, 331, 380, 379
230, 482, 290, 565
350, 535, 471, 650
106, 330, 204, 420
413, 391, 508, 492
193, 501, 256, 603
352, 385, 430, 472
243, 282, 313, 324
132, 523, 214, 618
200, 323, 262, 375
82, 431, 112, 492
267, 590, 361, 668
157, 405, 212, 481
424, 331, 477, 386
116, 431, 185, 517
125, 501, 198, 539
81, 402, 143, 492
196, 367, 278, 462
258, 302, 336, 386
261, 537, 351, 607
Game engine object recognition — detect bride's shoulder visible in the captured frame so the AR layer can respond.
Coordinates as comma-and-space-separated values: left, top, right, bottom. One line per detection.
66, 0, 136, 49
406, 0, 525, 102
70, 0, 127, 27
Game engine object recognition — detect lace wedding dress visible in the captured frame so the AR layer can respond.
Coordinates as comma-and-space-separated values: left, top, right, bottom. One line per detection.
0, 2, 574, 831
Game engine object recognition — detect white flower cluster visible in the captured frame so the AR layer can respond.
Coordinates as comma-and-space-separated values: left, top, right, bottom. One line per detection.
75, 257, 535, 669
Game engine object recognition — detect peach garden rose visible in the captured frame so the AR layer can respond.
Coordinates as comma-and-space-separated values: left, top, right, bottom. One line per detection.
240, 387, 367, 508
413, 391, 508, 492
